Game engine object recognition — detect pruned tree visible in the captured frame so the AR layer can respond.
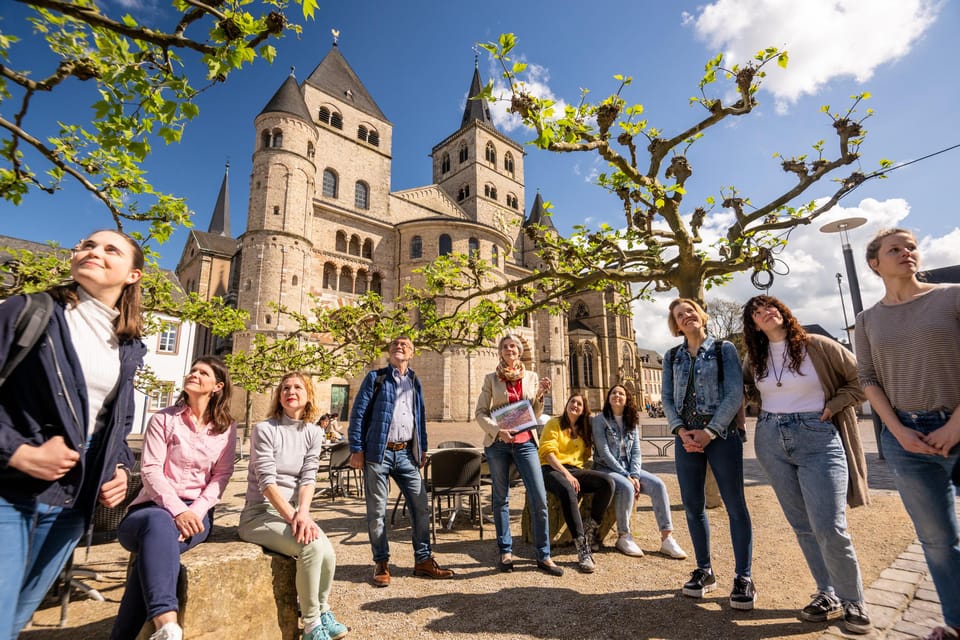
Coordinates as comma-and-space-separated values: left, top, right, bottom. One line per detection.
707, 298, 745, 353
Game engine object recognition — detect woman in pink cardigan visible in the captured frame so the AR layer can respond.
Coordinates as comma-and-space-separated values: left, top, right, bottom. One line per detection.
110, 356, 236, 640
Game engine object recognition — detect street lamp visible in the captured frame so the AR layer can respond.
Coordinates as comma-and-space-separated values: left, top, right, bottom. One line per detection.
820, 216, 884, 459
835, 273, 852, 346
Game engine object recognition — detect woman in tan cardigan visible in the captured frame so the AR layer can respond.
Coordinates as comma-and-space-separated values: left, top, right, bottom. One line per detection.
742, 295, 871, 635
475, 334, 562, 576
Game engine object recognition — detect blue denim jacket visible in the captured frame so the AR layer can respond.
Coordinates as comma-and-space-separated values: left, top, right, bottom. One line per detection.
662, 336, 744, 438
591, 413, 643, 479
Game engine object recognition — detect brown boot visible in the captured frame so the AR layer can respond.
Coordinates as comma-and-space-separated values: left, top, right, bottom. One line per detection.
413, 557, 454, 579
372, 560, 390, 587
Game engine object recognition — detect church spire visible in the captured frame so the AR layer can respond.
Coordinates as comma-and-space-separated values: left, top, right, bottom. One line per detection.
461, 64, 493, 128
524, 191, 556, 231
207, 162, 231, 236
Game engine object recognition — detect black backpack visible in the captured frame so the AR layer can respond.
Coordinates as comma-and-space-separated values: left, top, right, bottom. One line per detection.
0, 293, 54, 387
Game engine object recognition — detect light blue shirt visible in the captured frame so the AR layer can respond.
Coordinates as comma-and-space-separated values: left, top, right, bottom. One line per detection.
386, 368, 415, 442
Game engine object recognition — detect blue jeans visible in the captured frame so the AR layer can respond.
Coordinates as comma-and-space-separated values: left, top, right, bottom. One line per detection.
0, 497, 84, 639
110, 502, 212, 640
484, 440, 551, 561
363, 447, 431, 563
675, 432, 753, 576
884, 410, 960, 628
756, 411, 864, 602
596, 464, 674, 535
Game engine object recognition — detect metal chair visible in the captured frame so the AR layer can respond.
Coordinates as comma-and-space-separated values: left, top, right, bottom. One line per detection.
426, 448, 483, 543
436, 440, 475, 449
327, 441, 362, 499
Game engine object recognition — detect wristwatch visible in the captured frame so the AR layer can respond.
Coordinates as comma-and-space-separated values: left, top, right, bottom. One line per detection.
705, 428, 718, 441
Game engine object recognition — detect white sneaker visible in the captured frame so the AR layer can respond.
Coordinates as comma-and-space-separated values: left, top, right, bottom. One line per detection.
615, 533, 644, 557
150, 622, 183, 640
659, 535, 688, 559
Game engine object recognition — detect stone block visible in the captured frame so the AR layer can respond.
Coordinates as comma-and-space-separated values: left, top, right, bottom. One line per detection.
136, 531, 299, 640
520, 491, 623, 547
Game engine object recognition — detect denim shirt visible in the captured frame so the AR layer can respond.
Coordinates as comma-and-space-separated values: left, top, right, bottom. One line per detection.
662, 336, 744, 438
590, 413, 643, 479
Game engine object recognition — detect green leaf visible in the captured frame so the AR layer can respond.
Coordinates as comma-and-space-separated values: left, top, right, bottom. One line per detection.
777, 52, 789, 68
512, 62, 527, 74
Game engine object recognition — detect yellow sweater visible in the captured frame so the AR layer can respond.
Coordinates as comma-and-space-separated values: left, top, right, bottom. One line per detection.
537, 417, 589, 468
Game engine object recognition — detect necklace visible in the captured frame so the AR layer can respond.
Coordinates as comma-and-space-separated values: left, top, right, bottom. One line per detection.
768, 345, 788, 387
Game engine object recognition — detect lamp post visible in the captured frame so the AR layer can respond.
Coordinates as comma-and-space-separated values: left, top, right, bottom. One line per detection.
820, 216, 884, 459
835, 273, 852, 346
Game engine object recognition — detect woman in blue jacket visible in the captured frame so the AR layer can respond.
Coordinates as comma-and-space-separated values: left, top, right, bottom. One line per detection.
0, 229, 146, 637
662, 297, 754, 611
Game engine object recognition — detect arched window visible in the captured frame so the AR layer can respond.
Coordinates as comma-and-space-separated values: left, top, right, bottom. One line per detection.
291, 275, 299, 286
319, 106, 331, 124
356, 269, 368, 294
339, 266, 353, 293
620, 314, 631, 336
307, 142, 315, 159
491, 244, 499, 266
440, 153, 450, 174
271, 129, 283, 148
458, 142, 468, 163
368, 129, 379, 146
335, 231, 347, 253
357, 125, 368, 142
323, 263, 336, 289
504, 152, 515, 174
261, 131, 271, 149
265, 314, 272, 325
322, 169, 338, 198
484, 142, 496, 164
330, 111, 343, 129
362, 238, 373, 259
507, 194, 519, 209
583, 344, 596, 387
410, 235, 423, 259
468, 237, 479, 256
621, 344, 632, 376
438, 234, 452, 256
348, 235, 361, 256
574, 302, 589, 319
569, 349, 580, 387
484, 184, 497, 200
371, 273, 382, 295
457, 184, 470, 201
354, 181, 369, 209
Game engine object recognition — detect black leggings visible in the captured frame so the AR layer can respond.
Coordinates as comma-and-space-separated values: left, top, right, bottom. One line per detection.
541, 465, 615, 538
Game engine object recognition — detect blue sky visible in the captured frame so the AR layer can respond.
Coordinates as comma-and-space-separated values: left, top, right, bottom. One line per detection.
2, 0, 958, 351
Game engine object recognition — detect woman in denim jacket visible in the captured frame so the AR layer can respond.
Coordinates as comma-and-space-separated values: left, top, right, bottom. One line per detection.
591, 385, 687, 559
662, 298, 754, 610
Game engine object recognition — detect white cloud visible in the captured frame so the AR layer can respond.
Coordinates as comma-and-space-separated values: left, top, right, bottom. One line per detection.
484, 61, 569, 134
633, 196, 960, 353
685, 0, 942, 110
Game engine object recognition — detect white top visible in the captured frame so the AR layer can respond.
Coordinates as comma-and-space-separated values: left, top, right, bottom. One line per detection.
64, 288, 121, 438
756, 340, 825, 414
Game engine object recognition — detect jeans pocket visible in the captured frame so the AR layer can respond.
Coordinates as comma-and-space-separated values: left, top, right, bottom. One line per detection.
799, 417, 835, 434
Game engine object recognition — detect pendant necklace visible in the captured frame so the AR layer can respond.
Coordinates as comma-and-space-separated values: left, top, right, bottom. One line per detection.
769, 345, 788, 387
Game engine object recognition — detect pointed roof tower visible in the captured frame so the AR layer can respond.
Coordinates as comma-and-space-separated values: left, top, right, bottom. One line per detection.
524, 191, 556, 231
207, 163, 231, 236
461, 63, 493, 128
259, 70, 312, 123
305, 44, 387, 121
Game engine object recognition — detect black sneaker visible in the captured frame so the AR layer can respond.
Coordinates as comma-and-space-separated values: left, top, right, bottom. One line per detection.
801, 592, 842, 622
730, 575, 756, 610
682, 567, 716, 598
842, 601, 872, 635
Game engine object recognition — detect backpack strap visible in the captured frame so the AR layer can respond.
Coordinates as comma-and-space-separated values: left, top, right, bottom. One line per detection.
0, 292, 54, 387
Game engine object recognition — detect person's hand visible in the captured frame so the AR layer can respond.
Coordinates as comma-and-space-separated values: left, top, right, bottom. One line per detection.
8, 436, 80, 481
99, 467, 128, 508
348, 451, 364, 469
890, 422, 941, 456
497, 429, 515, 444
174, 510, 205, 541
565, 472, 580, 493
537, 377, 552, 397
630, 476, 642, 498
290, 511, 320, 544
679, 428, 703, 453
819, 407, 834, 422
923, 421, 960, 457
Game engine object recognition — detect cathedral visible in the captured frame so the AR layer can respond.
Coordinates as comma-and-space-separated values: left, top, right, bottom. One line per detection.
176, 42, 641, 422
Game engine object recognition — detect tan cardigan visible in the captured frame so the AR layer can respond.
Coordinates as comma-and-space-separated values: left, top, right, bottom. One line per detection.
475, 370, 544, 448
744, 333, 870, 508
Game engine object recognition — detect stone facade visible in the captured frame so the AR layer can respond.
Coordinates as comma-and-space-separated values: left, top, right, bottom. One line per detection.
178, 44, 644, 423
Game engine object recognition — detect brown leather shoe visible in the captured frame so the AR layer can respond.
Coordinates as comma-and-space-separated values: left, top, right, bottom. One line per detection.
413, 557, 454, 579
372, 560, 390, 587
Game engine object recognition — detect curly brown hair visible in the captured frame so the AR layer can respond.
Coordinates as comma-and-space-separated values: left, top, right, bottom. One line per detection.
558, 394, 592, 450
601, 385, 639, 432
742, 295, 808, 380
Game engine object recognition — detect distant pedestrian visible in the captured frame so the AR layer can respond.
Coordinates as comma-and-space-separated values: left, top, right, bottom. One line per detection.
662, 298, 754, 610
856, 228, 960, 640
348, 336, 454, 587
743, 295, 871, 634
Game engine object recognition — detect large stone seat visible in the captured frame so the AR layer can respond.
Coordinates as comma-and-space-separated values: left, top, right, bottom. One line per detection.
521, 491, 630, 547
135, 527, 299, 640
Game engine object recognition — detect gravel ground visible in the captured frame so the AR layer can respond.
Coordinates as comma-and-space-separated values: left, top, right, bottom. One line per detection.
21, 420, 918, 640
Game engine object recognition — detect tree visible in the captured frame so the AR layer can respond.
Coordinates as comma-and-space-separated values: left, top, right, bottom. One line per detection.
1, 0, 316, 244
707, 298, 745, 353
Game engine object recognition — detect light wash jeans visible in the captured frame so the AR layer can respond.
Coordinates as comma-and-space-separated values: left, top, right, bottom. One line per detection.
0, 497, 84, 639
594, 462, 674, 536
884, 409, 960, 628
675, 431, 753, 576
239, 502, 336, 624
484, 440, 551, 561
363, 447, 432, 563
755, 411, 864, 602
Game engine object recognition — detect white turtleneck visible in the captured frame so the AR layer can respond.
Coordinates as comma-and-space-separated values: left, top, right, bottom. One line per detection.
63, 288, 121, 438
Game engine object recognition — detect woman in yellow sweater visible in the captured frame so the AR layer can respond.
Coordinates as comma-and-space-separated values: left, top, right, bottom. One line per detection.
539, 394, 615, 573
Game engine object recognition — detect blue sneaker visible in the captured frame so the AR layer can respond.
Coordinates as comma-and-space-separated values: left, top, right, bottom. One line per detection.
303, 625, 330, 640
320, 611, 348, 640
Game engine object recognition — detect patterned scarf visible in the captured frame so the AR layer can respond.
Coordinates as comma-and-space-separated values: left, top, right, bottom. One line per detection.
495, 359, 525, 383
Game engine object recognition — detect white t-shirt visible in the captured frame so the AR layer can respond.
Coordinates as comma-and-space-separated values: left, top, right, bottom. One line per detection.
756, 340, 825, 414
